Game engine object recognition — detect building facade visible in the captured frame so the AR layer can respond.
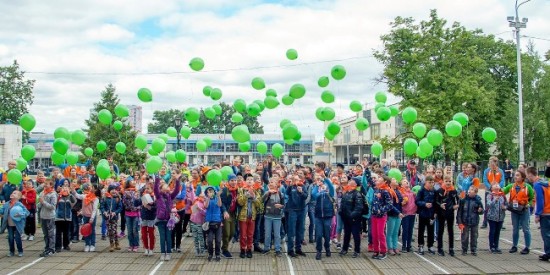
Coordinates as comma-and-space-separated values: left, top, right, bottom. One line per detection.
0, 124, 23, 169
127, 105, 142, 133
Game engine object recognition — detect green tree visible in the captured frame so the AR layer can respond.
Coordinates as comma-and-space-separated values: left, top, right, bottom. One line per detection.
81, 84, 146, 172
148, 102, 264, 134
374, 10, 518, 162
0, 60, 35, 124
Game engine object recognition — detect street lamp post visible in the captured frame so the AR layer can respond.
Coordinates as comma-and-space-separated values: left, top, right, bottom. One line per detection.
508, 0, 530, 164
175, 116, 182, 151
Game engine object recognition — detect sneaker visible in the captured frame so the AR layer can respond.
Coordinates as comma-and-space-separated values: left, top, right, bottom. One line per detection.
288, 251, 298, 258
309, 239, 315, 244
246, 250, 253, 258
144, 249, 150, 256
418, 246, 424, 255
165, 254, 171, 261
352, 252, 359, 258
28, 235, 34, 241
90, 246, 96, 252
8, 252, 14, 257
539, 254, 550, 261
261, 249, 270, 255
494, 249, 502, 254
480, 225, 487, 229
18, 252, 23, 257
40, 250, 54, 257
336, 243, 342, 249
133, 247, 139, 252
101, 235, 106, 241
21, 234, 27, 240
84, 245, 90, 252
326, 251, 331, 257
215, 256, 221, 262
427, 247, 436, 254
254, 245, 263, 253
64, 246, 71, 251
208, 254, 213, 262
371, 253, 379, 259
275, 251, 282, 257
128, 247, 133, 252
462, 250, 467, 256
186, 233, 193, 237
296, 250, 306, 257
160, 254, 166, 261
509, 246, 518, 253
521, 247, 530, 255
71, 239, 79, 243
449, 250, 455, 257
176, 247, 181, 253
149, 250, 154, 256
471, 251, 477, 256
222, 250, 233, 258
378, 253, 387, 260
339, 250, 348, 256
368, 244, 374, 252
118, 232, 126, 238
437, 249, 445, 256
55, 248, 62, 253
315, 252, 321, 260
240, 250, 246, 258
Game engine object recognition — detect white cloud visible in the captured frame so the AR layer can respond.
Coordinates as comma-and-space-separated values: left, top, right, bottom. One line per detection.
85, 24, 135, 42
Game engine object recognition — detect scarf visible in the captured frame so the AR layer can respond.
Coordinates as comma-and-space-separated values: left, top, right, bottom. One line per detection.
379, 184, 398, 203
343, 184, 356, 192
441, 184, 455, 196
43, 186, 54, 195
84, 191, 97, 206
253, 182, 262, 191
227, 184, 239, 192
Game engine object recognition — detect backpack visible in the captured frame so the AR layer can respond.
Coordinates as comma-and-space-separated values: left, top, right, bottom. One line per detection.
123, 191, 139, 212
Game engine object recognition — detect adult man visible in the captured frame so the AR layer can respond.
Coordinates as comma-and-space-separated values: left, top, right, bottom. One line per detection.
0, 160, 20, 203
481, 157, 505, 228
545, 160, 550, 178
286, 175, 308, 257
219, 174, 239, 258
405, 160, 422, 187
503, 159, 514, 184
231, 157, 244, 176
528, 167, 550, 261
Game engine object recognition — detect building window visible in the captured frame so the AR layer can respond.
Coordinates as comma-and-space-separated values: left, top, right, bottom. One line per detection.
371, 124, 380, 139
344, 127, 350, 143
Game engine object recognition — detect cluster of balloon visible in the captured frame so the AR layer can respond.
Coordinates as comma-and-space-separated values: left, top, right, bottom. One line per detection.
388, 168, 403, 181
202, 86, 222, 101
280, 119, 301, 145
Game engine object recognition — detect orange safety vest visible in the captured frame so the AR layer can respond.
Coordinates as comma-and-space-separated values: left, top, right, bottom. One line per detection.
487, 170, 502, 185
510, 183, 529, 206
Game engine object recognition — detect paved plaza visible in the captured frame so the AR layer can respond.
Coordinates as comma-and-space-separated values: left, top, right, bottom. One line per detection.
1, 191, 550, 275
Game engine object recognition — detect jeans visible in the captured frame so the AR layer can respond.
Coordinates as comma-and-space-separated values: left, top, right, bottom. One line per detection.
401, 215, 415, 249
207, 223, 223, 256
488, 220, 503, 250
306, 204, 315, 241
156, 221, 172, 254
264, 217, 282, 252
342, 216, 362, 253
71, 210, 81, 241
239, 218, 255, 250
55, 220, 71, 249
286, 209, 305, 252
315, 217, 332, 253
540, 216, 550, 255
418, 217, 434, 248
461, 225, 478, 252
336, 213, 344, 234
253, 213, 264, 248
101, 215, 107, 237
126, 216, 140, 247
511, 210, 531, 248
42, 218, 56, 252
386, 215, 401, 250
222, 212, 236, 252
482, 192, 489, 227
82, 216, 96, 246
8, 226, 23, 253
437, 213, 455, 250
371, 215, 387, 254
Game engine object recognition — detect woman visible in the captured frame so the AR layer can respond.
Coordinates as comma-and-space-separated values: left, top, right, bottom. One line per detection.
502, 171, 534, 254
72, 183, 100, 252
457, 163, 480, 199
386, 178, 403, 256
338, 177, 364, 258
400, 179, 416, 253
487, 184, 507, 254
154, 171, 181, 261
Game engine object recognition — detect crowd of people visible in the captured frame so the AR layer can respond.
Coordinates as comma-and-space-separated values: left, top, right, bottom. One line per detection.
1, 155, 550, 264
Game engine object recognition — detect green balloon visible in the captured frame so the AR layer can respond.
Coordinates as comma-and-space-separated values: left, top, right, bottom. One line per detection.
137, 88, 153, 103
374, 103, 385, 113
152, 138, 166, 153
412, 123, 427, 139
318, 76, 330, 88
253, 100, 265, 112
390, 105, 399, 117
98, 109, 113, 125
453, 112, 469, 127
135, 135, 147, 150
355, 117, 369, 131
257, 141, 268, 154
146, 156, 163, 174
233, 99, 247, 113
166, 151, 176, 163
166, 127, 177, 138
289, 84, 306, 99
232, 125, 250, 143
286, 49, 298, 60
189, 57, 205, 71
403, 138, 418, 156
175, 149, 187, 162
327, 122, 341, 136
159, 134, 168, 143
375, 91, 388, 104
7, 169, 22, 185
148, 147, 158, 156
280, 119, 292, 129
203, 137, 213, 147
84, 147, 94, 157
388, 168, 402, 181
96, 140, 107, 152
376, 107, 391, 121
221, 166, 233, 180
281, 95, 294, 106
71, 130, 86, 146
180, 126, 191, 139
210, 88, 222, 101
231, 112, 244, 123
324, 130, 335, 141
371, 142, 383, 156
272, 143, 284, 158
114, 104, 129, 118
321, 90, 335, 104
246, 103, 261, 117
412, 185, 421, 194
204, 107, 216, 120
98, 159, 109, 167
212, 104, 222, 116
482, 127, 497, 143
402, 107, 417, 124
66, 152, 79, 165
282, 124, 299, 140
331, 65, 346, 80
265, 89, 277, 97
54, 127, 70, 140
185, 107, 200, 122
188, 120, 200, 128
203, 86, 212, 97
113, 120, 123, 131
19, 113, 36, 132
293, 131, 301, 141
419, 138, 433, 155
51, 152, 65, 166
16, 157, 27, 171
239, 142, 251, 152
206, 169, 222, 187
315, 107, 324, 121
21, 145, 36, 161
416, 147, 428, 159
321, 107, 336, 121
445, 120, 462, 137
426, 129, 443, 147
53, 138, 70, 155
284, 139, 295, 145
96, 163, 110, 179
251, 77, 266, 90
196, 140, 207, 152
264, 96, 279, 109
115, 142, 126, 154
350, 100, 362, 112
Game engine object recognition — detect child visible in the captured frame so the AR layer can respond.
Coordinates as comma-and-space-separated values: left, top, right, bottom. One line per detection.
435, 175, 459, 256
70, 180, 83, 243
190, 194, 206, 257
386, 178, 403, 256
101, 185, 122, 252
416, 175, 436, 255
237, 175, 262, 258
400, 179, 417, 253
262, 180, 285, 257
311, 174, 335, 260
140, 183, 156, 256
486, 184, 506, 254
172, 177, 188, 253
72, 183, 100, 252
21, 180, 36, 241
204, 186, 223, 262
456, 186, 483, 255
154, 172, 181, 261
370, 176, 397, 260
39, 179, 58, 257
123, 179, 141, 252
1, 191, 30, 257
55, 186, 76, 252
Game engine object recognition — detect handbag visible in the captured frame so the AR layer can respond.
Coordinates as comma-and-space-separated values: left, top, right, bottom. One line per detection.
507, 185, 527, 214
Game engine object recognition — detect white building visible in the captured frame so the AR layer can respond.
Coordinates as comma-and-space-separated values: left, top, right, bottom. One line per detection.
127, 105, 142, 133
324, 103, 405, 166
0, 124, 23, 169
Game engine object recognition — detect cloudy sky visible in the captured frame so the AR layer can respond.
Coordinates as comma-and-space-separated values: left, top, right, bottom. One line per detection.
1, 0, 549, 141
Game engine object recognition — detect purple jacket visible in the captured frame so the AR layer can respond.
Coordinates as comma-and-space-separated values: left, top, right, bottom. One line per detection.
154, 177, 181, 221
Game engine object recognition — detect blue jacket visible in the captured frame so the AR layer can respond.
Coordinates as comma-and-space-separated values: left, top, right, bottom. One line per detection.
1, 201, 30, 234
456, 195, 483, 226
534, 179, 549, 217
361, 171, 374, 219
312, 179, 336, 219
285, 185, 308, 211
140, 190, 156, 221
205, 197, 222, 223
0, 183, 22, 202
415, 186, 436, 219
387, 189, 403, 217
55, 195, 76, 221
371, 189, 394, 217
100, 196, 123, 221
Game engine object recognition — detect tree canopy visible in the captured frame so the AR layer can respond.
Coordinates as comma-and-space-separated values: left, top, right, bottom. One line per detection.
0, 60, 35, 124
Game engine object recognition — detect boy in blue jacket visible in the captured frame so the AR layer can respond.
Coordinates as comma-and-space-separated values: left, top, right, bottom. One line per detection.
100, 185, 122, 252
416, 175, 436, 255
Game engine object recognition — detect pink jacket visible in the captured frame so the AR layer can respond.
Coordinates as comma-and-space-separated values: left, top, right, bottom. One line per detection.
402, 190, 417, 216
190, 200, 206, 224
